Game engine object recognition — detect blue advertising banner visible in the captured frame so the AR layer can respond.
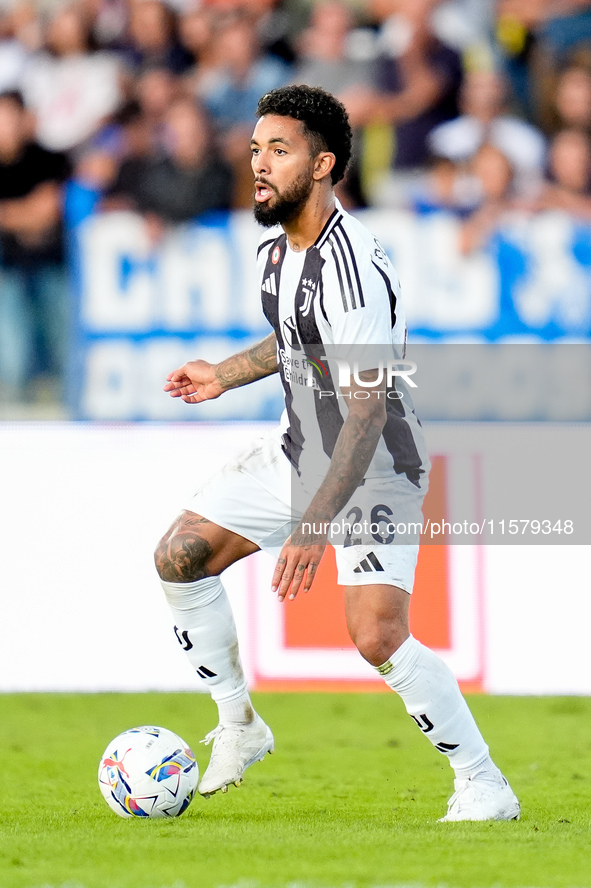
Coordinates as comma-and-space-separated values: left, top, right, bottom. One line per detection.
68, 209, 591, 420
68, 210, 281, 420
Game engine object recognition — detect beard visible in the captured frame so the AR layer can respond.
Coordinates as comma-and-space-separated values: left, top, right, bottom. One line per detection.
253, 168, 315, 228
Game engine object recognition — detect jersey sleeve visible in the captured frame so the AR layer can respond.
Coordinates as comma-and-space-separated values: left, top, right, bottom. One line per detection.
321, 232, 404, 355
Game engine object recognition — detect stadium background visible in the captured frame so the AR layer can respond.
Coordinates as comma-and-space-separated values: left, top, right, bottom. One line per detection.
1, 0, 591, 696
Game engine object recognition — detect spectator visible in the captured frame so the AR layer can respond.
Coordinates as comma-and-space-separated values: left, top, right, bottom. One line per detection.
199, 15, 289, 134
552, 56, 591, 133
105, 96, 233, 240
497, 0, 591, 126
407, 154, 478, 215
180, 4, 215, 64
199, 14, 289, 205
65, 147, 119, 227
180, 4, 224, 99
459, 142, 516, 252
200, 0, 301, 64
114, 98, 153, 164
0, 90, 70, 403
70, 99, 151, 224
63, 99, 143, 228
134, 64, 182, 151
249, 0, 301, 65
429, 0, 497, 56
123, 0, 192, 75
534, 1, 591, 129
428, 68, 546, 195
532, 128, 591, 217
291, 0, 377, 206
0, 2, 39, 94
529, 0, 591, 59
293, 1, 375, 98
82, 0, 129, 51
342, 0, 463, 171
21, 3, 122, 154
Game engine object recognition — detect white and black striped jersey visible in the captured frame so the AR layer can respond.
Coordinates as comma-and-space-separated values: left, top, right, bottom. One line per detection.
257, 200, 429, 486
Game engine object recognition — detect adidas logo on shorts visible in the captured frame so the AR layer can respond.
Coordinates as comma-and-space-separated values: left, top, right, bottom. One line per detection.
353, 552, 385, 573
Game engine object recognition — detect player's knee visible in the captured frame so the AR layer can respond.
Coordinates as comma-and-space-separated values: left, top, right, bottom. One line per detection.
352, 630, 392, 667
154, 531, 213, 583
350, 624, 407, 668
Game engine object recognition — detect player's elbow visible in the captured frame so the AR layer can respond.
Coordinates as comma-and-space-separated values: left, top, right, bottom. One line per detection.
348, 395, 387, 430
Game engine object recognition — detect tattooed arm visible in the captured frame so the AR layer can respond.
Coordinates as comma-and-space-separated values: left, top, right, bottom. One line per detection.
272, 369, 387, 601
300, 371, 387, 528
164, 333, 279, 404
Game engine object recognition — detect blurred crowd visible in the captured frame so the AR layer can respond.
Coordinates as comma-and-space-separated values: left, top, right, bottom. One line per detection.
3, 0, 591, 406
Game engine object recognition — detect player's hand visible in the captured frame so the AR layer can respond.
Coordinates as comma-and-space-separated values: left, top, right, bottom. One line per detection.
272, 525, 328, 602
164, 360, 225, 404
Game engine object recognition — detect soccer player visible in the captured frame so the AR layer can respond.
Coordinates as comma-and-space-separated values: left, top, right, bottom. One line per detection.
157, 85, 520, 822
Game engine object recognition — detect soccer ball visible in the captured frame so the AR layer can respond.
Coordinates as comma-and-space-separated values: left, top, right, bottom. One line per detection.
98, 725, 199, 818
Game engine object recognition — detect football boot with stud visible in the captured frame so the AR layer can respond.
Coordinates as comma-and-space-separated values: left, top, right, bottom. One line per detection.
198, 714, 274, 797
438, 770, 521, 822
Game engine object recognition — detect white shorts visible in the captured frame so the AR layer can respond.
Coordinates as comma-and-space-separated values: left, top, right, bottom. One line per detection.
185, 430, 427, 593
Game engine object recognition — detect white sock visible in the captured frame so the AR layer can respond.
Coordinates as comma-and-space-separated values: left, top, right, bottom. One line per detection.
161, 577, 255, 726
377, 635, 496, 777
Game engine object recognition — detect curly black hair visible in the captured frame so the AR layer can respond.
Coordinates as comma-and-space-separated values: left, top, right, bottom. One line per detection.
256, 85, 352, 185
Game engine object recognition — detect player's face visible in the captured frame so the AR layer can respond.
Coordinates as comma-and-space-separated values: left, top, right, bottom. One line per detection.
250, 114, 316, 227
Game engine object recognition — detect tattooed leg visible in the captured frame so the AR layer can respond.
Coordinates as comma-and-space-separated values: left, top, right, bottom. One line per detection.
156, 511, 260, 737
154, 514, 213, 582
154, 510, 259, 582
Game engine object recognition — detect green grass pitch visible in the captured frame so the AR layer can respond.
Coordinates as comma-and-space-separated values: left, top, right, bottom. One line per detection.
0, 693, 590, 888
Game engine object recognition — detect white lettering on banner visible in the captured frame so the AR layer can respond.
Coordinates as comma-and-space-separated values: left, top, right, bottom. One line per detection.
512, 212, 591, 332
79, 212, 265, 336
158, 228, 232, 330
81, 338, 282, 420
72, 208, 591, 419
361, 211, 498, 330
81, 212, 154, 330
